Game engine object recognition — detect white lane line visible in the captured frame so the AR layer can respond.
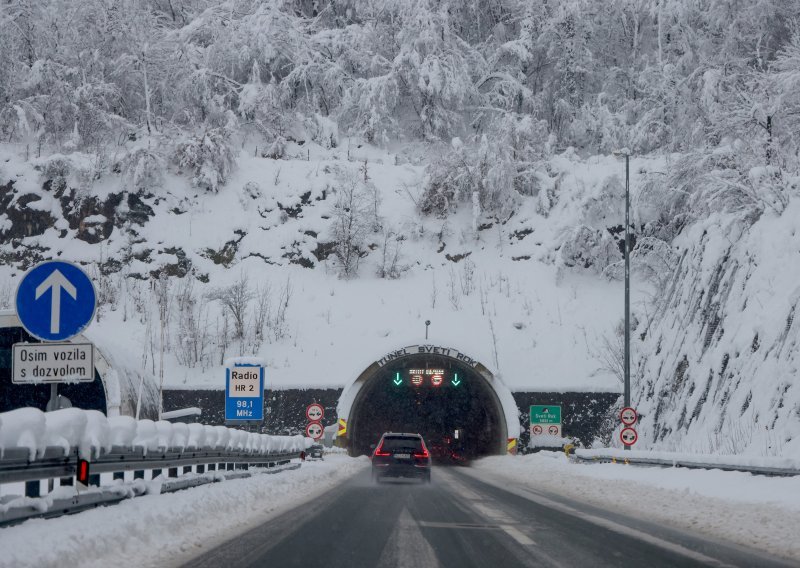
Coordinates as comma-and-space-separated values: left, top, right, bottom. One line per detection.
457, 468, 736, 568
378, 507, 441, 568
501, 525, 535, 546
419, 521, 499, 529
438, 469, 537, 546
472, 501, 514, 524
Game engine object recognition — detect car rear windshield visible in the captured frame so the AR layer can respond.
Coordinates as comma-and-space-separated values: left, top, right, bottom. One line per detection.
381, 436, 423, 451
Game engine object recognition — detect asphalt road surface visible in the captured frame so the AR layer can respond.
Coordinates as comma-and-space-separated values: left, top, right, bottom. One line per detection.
187, 466, 795, 568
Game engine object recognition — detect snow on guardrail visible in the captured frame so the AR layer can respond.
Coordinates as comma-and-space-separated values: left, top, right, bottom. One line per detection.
0, 407, 312, 461
574, 448, 800, 476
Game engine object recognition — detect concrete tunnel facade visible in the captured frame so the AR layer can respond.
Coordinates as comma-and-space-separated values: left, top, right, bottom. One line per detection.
336, 344, 520, 458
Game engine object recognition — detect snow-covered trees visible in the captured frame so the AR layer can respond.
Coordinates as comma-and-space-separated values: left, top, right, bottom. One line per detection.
1, 0, 800, 206
172, 127, 236, 193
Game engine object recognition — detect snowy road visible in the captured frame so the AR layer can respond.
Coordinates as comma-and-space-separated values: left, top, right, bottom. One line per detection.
186, 465, 794, 568
0, 456, 368, 568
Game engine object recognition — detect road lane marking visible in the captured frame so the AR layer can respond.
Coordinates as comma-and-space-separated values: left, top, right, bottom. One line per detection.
501, 525, 535, 546
378, 507, 440, 568
456, 468, 737, 568
438, 469, 537, 546
472, 501, 512, 522
419, 521, 500, 529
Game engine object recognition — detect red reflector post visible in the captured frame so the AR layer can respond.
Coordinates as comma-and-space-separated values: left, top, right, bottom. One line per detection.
77, 459, 90, 485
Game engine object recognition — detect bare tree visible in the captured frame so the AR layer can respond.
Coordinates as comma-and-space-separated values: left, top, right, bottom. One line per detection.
448, 266, 461, 310
207, 273, 253, 341
376, 228, 405, 279
252, 282, 272, 352
331, 172, 371, 278
270, 277, 293, 342
175, 278, 210, 368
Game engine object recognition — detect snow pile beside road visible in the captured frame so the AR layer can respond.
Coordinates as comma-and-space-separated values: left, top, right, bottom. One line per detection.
0, 455, 369, 568
0, 407, 311, 459
476, 453, 800, 561
576, 447, 800, 470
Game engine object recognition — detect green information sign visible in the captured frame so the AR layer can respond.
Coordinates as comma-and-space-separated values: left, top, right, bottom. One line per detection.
530, 405, 561, 425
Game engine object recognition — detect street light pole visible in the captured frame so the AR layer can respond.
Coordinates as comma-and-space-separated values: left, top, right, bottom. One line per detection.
623, 152, 631, 450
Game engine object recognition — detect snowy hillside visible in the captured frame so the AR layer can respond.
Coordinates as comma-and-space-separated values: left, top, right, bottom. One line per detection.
635, 202, 800, 457
2, 0, 800, 456
0, 141, 638, 394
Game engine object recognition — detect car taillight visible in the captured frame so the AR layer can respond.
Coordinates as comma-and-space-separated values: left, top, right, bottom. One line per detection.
374, 445, 390, 457
413, 445, 430, 459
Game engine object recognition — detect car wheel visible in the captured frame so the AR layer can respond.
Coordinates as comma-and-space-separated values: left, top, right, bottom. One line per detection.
372, 471, 381, 484
424, 472, 431, 484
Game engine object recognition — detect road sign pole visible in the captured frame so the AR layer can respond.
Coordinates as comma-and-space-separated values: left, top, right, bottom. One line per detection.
48, 384, 57, 411
624, 153, 632, 451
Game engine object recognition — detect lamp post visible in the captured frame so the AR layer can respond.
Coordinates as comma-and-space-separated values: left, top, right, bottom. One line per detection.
614, 148, 632, 450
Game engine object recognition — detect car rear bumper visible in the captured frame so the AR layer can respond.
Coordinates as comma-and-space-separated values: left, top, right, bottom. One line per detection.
373, 464, 430, 478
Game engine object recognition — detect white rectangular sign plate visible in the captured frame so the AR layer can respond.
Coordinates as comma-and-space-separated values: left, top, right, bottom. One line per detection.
12, 342, 95, 383
229, 367, 261, 397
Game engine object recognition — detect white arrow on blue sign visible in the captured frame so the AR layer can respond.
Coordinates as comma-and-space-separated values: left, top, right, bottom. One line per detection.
15, 261, 97, 342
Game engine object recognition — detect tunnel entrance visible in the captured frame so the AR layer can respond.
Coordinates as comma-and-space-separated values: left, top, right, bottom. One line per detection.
345, 347, 509, 460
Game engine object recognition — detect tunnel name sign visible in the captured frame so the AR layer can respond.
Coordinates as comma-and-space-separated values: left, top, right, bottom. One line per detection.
225, 364, 264, 421
530, 405, 562, 437
12, 342, 94, 383
375, 345, 479, 368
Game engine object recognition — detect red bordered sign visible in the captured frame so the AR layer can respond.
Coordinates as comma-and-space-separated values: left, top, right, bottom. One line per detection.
620, 427, 638, 446
306, 422, 324, 440
620, 407, 637, 426
306, 403, 324, 422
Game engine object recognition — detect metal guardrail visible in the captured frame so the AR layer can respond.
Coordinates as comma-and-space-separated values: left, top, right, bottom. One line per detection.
0, 444, 303, 526
0, 446, 300, 484
0, 463, 301, 527
571, 451, 800, 477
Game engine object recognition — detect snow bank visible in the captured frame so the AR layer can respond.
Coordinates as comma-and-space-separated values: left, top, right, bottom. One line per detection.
529, 434, 573, 447
108, 416, 137, 446
0, 408, 46, 460
475, 454, 800, 562
223, 356, 268, 368
0, 455, 368, 568
576, 448, 800, 471
0, 408, 310, 459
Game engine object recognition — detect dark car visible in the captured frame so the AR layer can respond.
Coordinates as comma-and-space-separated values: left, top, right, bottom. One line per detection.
307, 444, 324, 460
371, 433, 431, 483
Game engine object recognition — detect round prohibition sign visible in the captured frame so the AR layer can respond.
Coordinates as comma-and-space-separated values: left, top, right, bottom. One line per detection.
532, 425, 543, 435
548, 425, 560, 436
306, 403, 324, 422
620, 427, 638, 446
620, 407, 638, 426
306, 422, 324, 440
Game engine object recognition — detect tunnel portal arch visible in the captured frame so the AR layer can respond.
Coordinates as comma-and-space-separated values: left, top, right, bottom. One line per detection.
337, 345, 520, 458
0, 311, 160, 418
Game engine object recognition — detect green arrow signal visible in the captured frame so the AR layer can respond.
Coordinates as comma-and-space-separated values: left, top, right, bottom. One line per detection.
452, 373, 461, 387
393, 372, 403, 386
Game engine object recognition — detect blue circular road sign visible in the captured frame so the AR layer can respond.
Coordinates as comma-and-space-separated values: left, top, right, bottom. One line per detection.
15, 261, 97, 342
